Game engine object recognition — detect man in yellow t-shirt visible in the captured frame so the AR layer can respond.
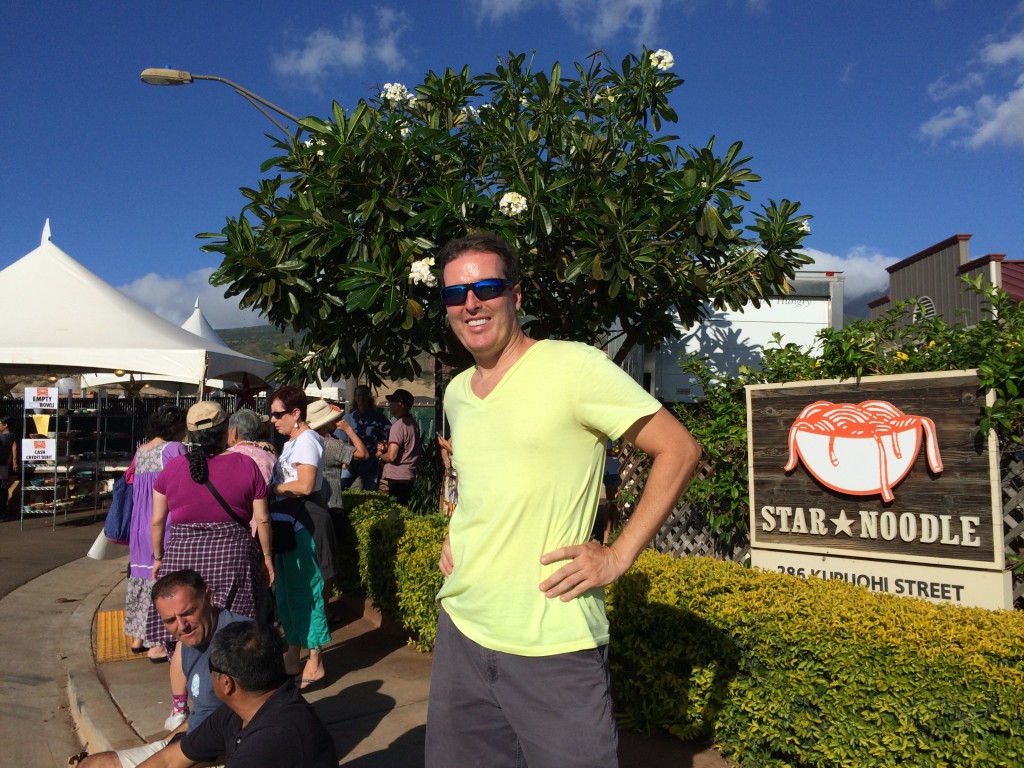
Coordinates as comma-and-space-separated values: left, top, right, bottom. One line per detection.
426, 233, 701, 768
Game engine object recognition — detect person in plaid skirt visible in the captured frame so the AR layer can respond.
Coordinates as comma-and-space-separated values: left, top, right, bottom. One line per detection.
146, 402, 273, 691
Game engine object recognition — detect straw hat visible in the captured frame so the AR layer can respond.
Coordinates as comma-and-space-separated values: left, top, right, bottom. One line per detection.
306, 400, 343, 431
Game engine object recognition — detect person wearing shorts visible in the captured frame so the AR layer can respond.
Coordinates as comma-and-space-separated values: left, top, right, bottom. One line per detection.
79, 570, 250, 768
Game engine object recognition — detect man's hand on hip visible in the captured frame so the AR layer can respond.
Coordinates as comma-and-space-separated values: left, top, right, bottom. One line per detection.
538, 540, 629, 601
438, 535, 454, 577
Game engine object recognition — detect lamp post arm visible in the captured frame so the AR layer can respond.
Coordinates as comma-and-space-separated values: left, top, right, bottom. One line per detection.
232, 89, 292, 136
190, 74, 301, 132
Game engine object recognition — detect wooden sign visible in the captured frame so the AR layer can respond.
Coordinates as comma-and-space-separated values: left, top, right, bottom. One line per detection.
747, 370, 1010, 609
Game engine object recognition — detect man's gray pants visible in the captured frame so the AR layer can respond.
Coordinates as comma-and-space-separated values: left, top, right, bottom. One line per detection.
425, 608, 618, 768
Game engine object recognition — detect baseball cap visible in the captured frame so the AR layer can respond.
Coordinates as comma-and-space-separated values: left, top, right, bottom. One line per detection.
385, 388, 413, 409
186, 401, 227, 431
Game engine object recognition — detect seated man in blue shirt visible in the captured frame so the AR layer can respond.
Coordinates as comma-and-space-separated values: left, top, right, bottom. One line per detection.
136, 621, 337, 767
79, 570, 251, 768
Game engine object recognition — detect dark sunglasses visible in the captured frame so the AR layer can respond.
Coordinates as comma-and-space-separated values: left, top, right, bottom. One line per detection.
208, 659, 229, 677
269, 410, 291, 419
440, 279, 514, 307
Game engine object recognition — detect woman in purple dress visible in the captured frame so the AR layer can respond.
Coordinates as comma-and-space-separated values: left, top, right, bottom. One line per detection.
124, 405, 187, 659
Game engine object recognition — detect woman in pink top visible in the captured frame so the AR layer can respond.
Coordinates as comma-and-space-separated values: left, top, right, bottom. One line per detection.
146, 401, 273, 652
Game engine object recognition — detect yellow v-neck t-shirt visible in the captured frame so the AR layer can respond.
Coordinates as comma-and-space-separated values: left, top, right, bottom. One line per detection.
437, 339, 661, 655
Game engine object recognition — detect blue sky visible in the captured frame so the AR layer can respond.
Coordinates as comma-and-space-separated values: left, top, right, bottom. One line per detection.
3, 1, 1023, 328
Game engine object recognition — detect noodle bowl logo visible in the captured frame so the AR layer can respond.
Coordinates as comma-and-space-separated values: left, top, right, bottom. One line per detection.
784, 400, 943, 503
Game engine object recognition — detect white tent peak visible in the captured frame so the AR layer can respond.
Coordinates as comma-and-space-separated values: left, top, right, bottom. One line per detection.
194, 297, 200, 309
2, 234, 273, 387
181, 299, 232, 349
41, 219, 51, 245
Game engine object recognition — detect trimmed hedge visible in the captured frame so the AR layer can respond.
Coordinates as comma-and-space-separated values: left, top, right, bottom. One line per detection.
338, 491, 447, 650
608, 550, 1024, 767
336, 497, 1024, 764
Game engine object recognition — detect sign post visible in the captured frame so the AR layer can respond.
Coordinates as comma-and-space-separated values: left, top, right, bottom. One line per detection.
747, 370, 1011, 610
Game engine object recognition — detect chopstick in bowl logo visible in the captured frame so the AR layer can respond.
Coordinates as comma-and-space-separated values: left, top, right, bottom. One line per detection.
784, 400, 943, 502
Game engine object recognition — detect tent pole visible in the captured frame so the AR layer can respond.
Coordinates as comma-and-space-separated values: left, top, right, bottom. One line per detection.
200, 355, 209, 401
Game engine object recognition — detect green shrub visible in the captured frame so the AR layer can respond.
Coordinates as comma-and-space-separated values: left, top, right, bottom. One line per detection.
335, 492, 398, 597
342, 489, 390, 515
673, 280, 1024, 553
409, 437, 445, 517
396, 514, 448, 651
351, 496, 407, 617
609, 551, 1024, 767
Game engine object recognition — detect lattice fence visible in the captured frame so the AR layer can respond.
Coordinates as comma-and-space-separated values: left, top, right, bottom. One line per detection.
623, 441, 1024, 609
618, 442, 748, 561
1001, 446, 1024, 609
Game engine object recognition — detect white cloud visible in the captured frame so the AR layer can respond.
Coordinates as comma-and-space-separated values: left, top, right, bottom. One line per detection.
926, 72, 984, 101
117, 269, 268, 330
555, 0, 665, 43
472, 0, 541, 23
965, 78, 1024, 147
921, 25, 1024, 148
918, 104, 974, 142
272, 8, 411, 88
472, 0, 712, 44
800, 245, 895, 319
980, 30, 1024, 65
920, 77, 1024, 148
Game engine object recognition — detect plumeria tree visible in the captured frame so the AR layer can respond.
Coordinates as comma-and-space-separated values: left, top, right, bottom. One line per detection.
203, 48, 813, 385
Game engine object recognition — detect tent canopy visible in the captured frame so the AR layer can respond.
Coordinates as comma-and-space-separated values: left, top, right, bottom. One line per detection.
1, 222, 274, 387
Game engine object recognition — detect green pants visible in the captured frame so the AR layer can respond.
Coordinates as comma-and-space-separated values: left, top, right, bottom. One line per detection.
274, 528, 331, 649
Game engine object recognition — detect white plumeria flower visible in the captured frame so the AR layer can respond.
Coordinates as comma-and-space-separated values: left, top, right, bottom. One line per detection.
649, 49, 675, 71
381, 82, 412, 106
498, 192, 528, 217
400, 125, 411, 139
302, 137, 326, 157
798, 220, 811, 234
409, 257, 437, 287
595, 88, 616, 104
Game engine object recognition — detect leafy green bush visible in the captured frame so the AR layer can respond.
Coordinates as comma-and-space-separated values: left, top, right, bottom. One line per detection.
608, 551, 1024, 767
352, 500, 407, 619
673, 280, 1024, 551
409, 435, 444, 517
335, 492, 399, 597
395, 514, 448, 651
344, 501, 447, 649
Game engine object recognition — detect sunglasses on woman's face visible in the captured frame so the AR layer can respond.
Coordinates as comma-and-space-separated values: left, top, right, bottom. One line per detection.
440, 279, 514, 307
269, 410, 291, 420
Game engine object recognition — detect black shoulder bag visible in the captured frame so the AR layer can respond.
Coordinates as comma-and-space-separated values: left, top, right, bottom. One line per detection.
204, 480, 295, 555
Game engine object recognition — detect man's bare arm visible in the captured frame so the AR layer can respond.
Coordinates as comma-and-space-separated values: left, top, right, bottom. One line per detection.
539, 408, 700, 600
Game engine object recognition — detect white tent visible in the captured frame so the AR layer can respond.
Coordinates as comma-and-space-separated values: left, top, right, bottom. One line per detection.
1, 222, 274, 389
80, 298, 274, 393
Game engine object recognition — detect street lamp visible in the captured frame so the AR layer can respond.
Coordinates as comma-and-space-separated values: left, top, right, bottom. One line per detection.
139, 67, 300, 136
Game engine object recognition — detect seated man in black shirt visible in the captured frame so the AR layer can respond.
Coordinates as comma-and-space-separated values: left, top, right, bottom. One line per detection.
138, 622, 337, 768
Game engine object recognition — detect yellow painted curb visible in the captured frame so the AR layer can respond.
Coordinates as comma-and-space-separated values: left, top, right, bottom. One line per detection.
95, 609, 146, 664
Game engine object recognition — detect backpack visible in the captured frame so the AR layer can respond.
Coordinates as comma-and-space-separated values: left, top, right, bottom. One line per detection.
104, 473, 133, 545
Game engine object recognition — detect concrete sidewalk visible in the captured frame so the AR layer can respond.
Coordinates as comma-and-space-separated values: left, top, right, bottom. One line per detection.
0, 540, 734, 767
